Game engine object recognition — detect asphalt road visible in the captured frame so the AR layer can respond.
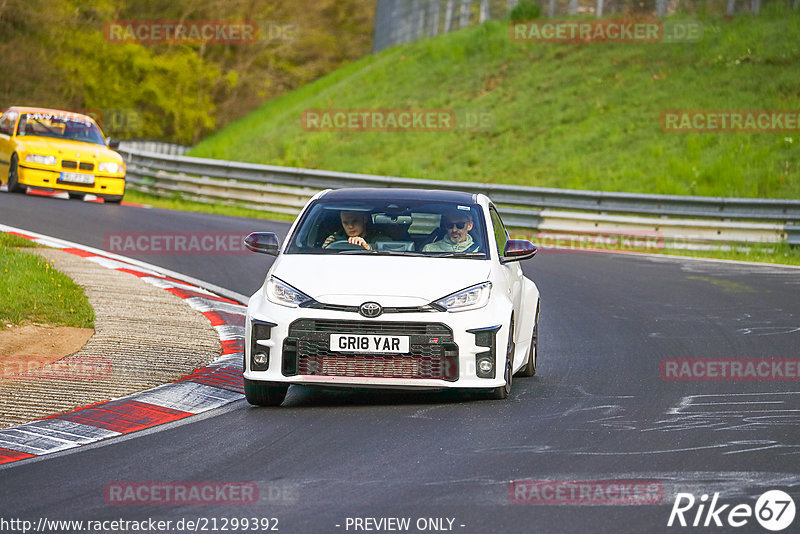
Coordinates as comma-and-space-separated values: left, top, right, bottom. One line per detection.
1, 192, 799, 534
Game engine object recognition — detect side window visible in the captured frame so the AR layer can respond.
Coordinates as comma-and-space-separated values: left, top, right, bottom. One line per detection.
0, 111, 16, 136
489, 206, 509, 257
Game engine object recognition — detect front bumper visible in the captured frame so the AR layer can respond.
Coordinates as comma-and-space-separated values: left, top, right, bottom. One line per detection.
244, 289, 511, 390
18, 165, 126, 197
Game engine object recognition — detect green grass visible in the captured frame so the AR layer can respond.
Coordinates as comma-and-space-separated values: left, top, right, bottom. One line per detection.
189, 4, 800, 199
0, 233, 41, 249
140, 7, 800, 267
0, 233, 95, 329
659, 241, 800, 266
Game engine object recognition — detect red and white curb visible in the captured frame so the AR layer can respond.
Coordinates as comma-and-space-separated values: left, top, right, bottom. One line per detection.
0, 225, 249, 466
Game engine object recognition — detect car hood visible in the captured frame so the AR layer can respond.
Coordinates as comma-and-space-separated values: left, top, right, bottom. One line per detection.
270, 254, 492, 306
18, 137, 121, 162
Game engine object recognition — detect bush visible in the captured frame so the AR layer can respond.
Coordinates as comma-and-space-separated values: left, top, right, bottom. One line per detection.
510, 1, 541, 20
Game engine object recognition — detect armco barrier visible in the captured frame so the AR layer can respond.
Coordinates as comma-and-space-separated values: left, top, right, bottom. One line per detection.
117, 146, 800, 250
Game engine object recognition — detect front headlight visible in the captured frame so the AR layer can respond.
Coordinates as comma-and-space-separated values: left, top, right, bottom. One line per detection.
24, 154, 57, 165
98, 162, 123, 174
433, 282, 492, 312
266, 276, 313, 307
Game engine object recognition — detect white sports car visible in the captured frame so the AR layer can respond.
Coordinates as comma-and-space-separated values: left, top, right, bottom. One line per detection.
243, 188, 540, 406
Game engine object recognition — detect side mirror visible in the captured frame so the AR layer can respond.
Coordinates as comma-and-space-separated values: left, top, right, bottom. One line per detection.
107, 138, 120, 149
244, 232, 280, 256
501, 239, 537, 263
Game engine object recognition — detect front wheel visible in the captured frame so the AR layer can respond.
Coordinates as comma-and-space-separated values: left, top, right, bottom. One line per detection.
244, 378, 288, 406
6, 154, 24, 193
487, 321, 514, 400
487, 356, 513, 400
516, 302, 539, 377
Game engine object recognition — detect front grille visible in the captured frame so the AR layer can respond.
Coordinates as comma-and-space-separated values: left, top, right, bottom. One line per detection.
61, 161, 94, 171
290, 319, 451, 335
301, 301, 439, 315
299, 354, 455, 380
285, 319, 458, 381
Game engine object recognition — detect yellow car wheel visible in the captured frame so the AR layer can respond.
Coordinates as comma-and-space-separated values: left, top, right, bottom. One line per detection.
6, 154, 25, 194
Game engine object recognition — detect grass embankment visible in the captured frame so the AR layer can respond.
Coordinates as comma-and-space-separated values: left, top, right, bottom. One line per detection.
189, 5, 799, 199
0, 233, 94, 329
660, 242, 800, 266
133, 5, 800, 266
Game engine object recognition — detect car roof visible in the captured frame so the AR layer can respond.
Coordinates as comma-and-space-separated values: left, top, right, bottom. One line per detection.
3, 106, 98, 123
319, 188, 478, 203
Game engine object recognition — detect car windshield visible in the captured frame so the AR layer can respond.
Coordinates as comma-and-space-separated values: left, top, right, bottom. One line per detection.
285, 198, 489, 259
16, 112, 105, 146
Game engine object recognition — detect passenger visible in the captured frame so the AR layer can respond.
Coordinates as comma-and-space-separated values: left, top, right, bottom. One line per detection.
423, 210, 478, 253
322, 210, 377, 250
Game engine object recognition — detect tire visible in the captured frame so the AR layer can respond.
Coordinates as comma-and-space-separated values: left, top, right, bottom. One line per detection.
244, 378, 288, 407
487, 320, 514, 400
68, 192, 86, 200
516, 301, 539, 377
6, 154, 24, 193
103, 196, 123, 204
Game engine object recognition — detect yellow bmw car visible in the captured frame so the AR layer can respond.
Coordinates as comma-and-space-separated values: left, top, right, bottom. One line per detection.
0, 106, 126, 203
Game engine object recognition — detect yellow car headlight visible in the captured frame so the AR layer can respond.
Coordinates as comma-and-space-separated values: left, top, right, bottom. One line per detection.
98, 162, 123, 174
24, 154, 57, 165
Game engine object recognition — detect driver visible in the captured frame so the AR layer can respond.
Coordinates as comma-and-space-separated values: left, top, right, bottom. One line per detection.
322, 210, 375, 250
423, 210, 477, 253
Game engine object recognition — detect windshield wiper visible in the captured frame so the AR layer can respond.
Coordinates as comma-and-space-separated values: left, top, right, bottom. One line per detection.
337, 249, 377, 255
374, 251, 428, 257
431, 252, 485, 258
337, 249, 430, 257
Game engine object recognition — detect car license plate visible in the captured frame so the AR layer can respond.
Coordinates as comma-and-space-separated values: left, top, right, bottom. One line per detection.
329, 334, 410, 353
59, 172, 94, 185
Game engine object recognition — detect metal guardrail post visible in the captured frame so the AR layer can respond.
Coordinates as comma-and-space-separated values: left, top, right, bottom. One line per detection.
786, 224, 800, 247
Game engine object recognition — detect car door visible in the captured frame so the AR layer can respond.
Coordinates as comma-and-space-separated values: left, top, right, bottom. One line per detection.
488, 204, 525, 358
0, 110, 17, 179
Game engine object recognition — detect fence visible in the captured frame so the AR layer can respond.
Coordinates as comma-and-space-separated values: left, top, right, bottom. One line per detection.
117, 146, 800, 251
118, 141, 190, 157
373, 0, 795, 51
374, 0, 510, 51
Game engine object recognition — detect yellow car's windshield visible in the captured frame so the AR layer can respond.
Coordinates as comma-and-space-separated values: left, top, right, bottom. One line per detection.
17, 112, 106, 146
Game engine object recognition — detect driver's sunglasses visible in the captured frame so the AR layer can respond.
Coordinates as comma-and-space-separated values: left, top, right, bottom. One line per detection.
444, 221, 467, 229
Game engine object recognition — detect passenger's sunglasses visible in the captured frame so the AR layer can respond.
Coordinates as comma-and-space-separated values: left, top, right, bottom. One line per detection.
444, 221, 467, 229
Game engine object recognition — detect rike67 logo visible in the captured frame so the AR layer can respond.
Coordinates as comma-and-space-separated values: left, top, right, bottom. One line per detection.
668, 490, 796, 531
